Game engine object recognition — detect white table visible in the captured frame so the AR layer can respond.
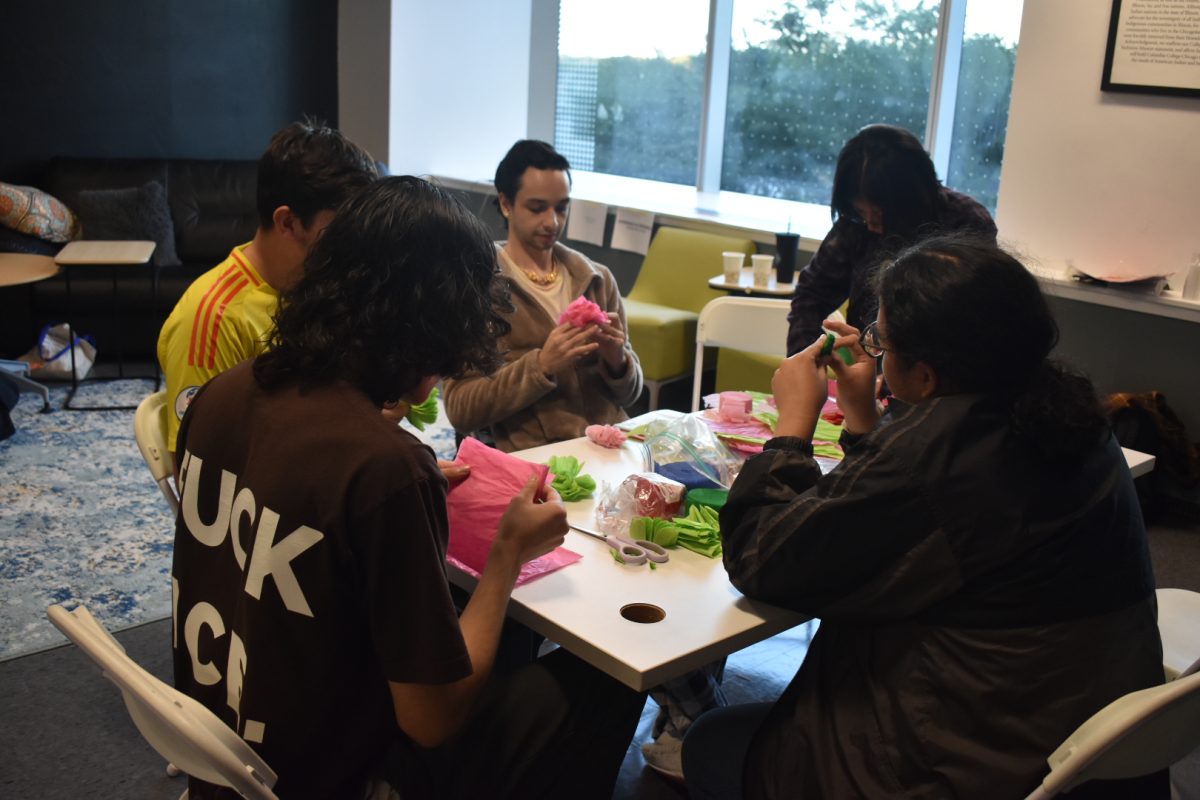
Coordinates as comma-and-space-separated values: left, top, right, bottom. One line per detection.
447, 422, 1155, 691
1123, 447, 1155, 479
709, 269, 795, 297
446, 432, 808, 691
54, 240, 158, 410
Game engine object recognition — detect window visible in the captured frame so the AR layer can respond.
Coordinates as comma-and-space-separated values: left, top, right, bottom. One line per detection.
555, 0, 709, 185
554, 0, 1022, 213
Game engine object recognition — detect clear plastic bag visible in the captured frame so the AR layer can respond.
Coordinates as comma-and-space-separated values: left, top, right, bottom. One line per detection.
594, 472, 686, 535
643, 414, 741, 490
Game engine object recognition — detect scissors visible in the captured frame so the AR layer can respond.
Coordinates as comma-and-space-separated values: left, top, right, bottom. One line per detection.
569, 524, 669, 567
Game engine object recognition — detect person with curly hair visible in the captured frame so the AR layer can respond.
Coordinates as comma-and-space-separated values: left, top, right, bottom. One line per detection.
171, 176, 644, 799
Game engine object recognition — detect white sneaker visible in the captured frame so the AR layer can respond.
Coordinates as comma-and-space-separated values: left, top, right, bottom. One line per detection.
640, 730, 685, 782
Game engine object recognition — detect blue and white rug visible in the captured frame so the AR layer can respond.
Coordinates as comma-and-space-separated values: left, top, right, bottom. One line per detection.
0, 379, 457, 661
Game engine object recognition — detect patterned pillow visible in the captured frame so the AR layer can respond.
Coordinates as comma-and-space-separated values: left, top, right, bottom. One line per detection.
73, 181, 182, 268
0, 183, 81, 243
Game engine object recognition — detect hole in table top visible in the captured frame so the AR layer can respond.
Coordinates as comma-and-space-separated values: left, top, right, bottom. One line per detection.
620, 603, 666, 624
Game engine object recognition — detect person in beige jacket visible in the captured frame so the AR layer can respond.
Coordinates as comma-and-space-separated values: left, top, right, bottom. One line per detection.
443, 140, 642, 452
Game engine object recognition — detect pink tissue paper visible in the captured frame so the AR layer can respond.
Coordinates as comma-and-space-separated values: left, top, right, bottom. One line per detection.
446, 437, 581, 585
558, 296, 609, 328
585, 424, 627, 448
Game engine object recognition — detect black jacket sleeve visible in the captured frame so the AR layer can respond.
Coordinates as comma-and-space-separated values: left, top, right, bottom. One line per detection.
720, 402, 965, 621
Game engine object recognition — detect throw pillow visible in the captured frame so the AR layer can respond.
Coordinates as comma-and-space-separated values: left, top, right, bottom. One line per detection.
0, 182, 81, 243
73, 181, 182, 267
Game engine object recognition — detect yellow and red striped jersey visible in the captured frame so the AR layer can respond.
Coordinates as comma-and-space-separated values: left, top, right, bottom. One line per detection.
157, 244, 279, 452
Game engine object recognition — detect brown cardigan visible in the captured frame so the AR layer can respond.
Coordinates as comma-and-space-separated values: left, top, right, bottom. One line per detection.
442, 242, 643, 452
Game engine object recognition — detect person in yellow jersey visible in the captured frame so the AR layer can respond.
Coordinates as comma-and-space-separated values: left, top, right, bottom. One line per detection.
157, 120, 378, 458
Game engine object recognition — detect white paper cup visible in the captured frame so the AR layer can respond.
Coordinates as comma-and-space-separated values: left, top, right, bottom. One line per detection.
722, 251, 745, 283
751, 254, 774, 287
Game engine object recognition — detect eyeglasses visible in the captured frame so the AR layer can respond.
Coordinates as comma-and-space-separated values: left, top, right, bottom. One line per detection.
860, 321, 890, 359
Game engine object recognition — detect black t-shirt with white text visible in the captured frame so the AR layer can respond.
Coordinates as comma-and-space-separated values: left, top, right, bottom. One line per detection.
172, 362, 472, 799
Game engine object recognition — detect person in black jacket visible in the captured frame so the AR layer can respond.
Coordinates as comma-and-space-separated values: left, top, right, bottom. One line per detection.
786, 124, 996, 356
684, 236, 1165, 799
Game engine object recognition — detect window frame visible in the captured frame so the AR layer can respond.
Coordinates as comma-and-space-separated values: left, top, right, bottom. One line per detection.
532, 0, 977, 241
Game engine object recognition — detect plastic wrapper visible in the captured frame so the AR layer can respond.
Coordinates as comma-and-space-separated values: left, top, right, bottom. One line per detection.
593, 472, 685, 535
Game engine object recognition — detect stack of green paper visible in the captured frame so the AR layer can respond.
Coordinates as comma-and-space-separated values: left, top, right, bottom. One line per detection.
628, 504, 722, 559
545, 455, 596, 501
405, 387, 440, 431
670, 504, 722, 558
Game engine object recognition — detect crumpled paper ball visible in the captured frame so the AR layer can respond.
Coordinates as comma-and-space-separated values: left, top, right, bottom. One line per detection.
558, 296, 609, 327
585, 424, 627, 448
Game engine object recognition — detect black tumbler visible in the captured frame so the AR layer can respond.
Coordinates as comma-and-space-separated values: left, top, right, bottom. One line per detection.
775, 232, 800, 284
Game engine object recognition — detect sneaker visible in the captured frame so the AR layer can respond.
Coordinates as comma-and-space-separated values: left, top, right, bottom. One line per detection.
640, 730, 685, 783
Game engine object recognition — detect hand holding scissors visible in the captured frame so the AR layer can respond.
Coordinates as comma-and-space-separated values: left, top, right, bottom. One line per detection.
569, 524, 669, 567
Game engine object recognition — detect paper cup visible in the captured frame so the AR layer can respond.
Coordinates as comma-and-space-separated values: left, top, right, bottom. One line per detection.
722, 251, 745, 283
751, 254, 774, 287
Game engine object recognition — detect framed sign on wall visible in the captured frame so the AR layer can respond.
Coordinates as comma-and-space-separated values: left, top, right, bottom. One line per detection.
1101, 0, 1200, 97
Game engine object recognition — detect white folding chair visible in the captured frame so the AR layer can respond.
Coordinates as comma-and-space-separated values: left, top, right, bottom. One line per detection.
691, 296, 792, 412
134, 390, 180, 514
1157, 588, 1200, 680
1024, 671, 1200, 800
47, 604, 279, 800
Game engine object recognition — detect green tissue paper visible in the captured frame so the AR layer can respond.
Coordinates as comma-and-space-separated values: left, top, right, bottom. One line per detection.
546, 455, 596, 502
405, 387, 440, 431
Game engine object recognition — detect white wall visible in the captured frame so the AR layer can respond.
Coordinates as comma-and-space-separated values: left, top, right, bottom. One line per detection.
997, 0, 1200, 435
385, 0, 534, 181
997, 0, 1200, 279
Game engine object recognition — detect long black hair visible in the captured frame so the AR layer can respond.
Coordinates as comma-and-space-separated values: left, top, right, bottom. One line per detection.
831, 124, 941, 243
878, 236, 1108, 459
254, 176, 513, 406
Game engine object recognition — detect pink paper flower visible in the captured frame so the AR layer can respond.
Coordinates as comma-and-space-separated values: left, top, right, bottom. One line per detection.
585, 424, 627, 448
558, 296, 609, 327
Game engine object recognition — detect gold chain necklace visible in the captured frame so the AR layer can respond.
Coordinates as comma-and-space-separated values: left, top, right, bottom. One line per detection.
522, 254, 560, 286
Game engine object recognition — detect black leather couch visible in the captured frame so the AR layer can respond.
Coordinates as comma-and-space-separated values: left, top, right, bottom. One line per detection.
10, 157, 259, 360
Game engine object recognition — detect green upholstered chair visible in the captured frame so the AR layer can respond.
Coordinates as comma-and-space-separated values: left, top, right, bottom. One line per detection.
624, 227, 755, 408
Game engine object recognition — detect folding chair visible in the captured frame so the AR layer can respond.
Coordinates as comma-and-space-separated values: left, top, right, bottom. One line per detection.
1023, 670, 1200, 799
134, 390, 180, 514
47, 604, 279, 799
1157, 588, 1200, 680
691, 296, 791, 411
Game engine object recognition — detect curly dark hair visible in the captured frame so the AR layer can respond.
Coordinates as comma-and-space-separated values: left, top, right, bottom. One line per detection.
255, 118, 379, 229
878, 236, 1108, 459
253, 176, 513, 406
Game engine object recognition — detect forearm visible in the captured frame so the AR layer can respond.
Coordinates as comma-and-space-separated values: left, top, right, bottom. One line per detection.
598, 345, 643, 407
786, 246, 852, 356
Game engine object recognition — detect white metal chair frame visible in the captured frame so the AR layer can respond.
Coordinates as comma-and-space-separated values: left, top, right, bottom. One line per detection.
134, 390, 180, 514
1024, 669, 1200, 799
1157, 587, 1200, 681
690, 296, 792, 412
47, 604, 279, 800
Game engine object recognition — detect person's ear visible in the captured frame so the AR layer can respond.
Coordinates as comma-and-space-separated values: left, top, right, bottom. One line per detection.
271, 206, 303, 241
911, 361, 940, 401
498, 194, 512, 220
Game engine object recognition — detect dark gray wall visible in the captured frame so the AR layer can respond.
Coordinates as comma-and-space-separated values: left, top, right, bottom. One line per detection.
0, 0, 339, 183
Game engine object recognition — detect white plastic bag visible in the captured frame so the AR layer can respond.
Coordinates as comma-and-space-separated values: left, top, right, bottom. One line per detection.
35, 323, 96, 381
